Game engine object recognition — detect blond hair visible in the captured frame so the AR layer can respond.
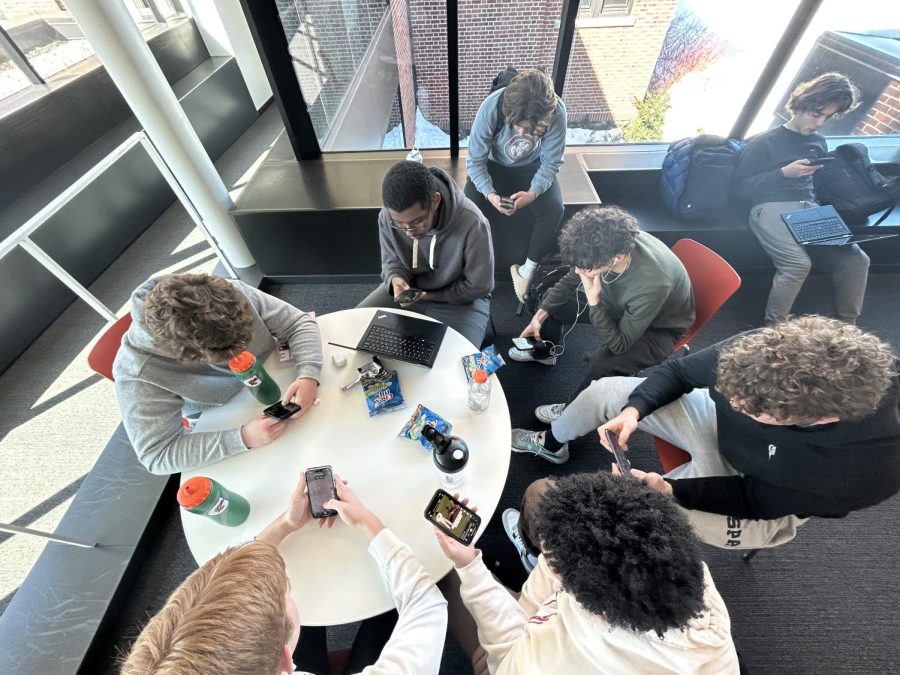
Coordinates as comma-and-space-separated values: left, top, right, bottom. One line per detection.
121, 542, 293, 674
718, 316, 896, 423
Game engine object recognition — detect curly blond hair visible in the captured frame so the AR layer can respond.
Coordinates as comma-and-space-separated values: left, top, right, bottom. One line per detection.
121, 542, 293, 674
143, 274, 255, 363
501, 69, 558, 138
718, 316, 896, 423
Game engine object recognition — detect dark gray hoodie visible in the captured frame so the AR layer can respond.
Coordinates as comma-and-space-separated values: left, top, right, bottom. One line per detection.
377, 167, 494, 303
112, 277, 322, 474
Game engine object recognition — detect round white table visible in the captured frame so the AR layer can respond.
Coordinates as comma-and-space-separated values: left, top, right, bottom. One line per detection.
181, 307, 511, 626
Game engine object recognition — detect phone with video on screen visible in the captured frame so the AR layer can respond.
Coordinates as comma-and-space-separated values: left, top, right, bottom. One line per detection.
604, 429, 634, 478
305, 465, 338, 518
425, 489, 481, 545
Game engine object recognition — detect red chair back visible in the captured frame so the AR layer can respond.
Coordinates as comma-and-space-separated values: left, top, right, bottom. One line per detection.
87, 313, 133, 381
653, 437, 693, 474
671, 239, 741, 352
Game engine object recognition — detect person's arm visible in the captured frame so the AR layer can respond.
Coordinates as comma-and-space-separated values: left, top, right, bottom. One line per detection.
418, 220, 494, 304
465, 95, 500, 197
116, 376, 249, 474
537, 270, 581, 314
733, 137, 791, 202
528, 99, 567, 197
377, 210, 413, 295
588, 284, 673, 355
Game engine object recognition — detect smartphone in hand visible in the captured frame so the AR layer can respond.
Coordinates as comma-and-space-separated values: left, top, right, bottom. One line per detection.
394, 288, 424, 304
604, 429, 633, 478
263, 401, 301, 421
499, 196, 514, 210
305, 465, 338, 518
512, 337, 541, 351
425, 489, 481, 545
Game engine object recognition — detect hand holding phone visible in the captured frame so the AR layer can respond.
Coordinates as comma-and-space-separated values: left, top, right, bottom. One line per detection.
604, 429, 634, 478
305, 465, 338, 518
499, 196, 515, 210
263, 401, 301, 421
394, 288, 424, 305
808, 156, 835, 165
512, 336, 540, 351
425, 489, 481, 545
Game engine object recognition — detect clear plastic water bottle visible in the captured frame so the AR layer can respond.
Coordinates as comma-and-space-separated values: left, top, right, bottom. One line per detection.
467, 369, 491, 413
406, 145, 423, 163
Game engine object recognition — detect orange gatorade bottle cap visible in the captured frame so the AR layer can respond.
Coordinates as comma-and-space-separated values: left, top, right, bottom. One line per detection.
177, 477, 212, 508
473, 369, 488, 384
228, 351, 255, 373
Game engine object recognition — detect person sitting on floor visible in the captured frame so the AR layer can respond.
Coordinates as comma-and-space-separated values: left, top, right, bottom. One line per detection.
357, 160, 495, 347
511, 315, 900, 550
114, 273, 322, 474
509, 205, 694, 438
121, 473, 447, 675
464, 68, 567, 304
436, 472, 739, 674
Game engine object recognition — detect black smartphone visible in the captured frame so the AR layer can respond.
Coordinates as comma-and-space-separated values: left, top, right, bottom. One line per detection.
808, 156, 835, 165
305, 465, 338, 518
394, 288, 423, 304
604, 429, 633, 477
500, 197, 514, 209
512, 336, 540, 351
425, 489, 481, 545
263, 401, 301, 421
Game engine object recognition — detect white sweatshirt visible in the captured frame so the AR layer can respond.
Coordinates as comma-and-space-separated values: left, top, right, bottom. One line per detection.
294, 529, 447, 675
457, 552, 739, 674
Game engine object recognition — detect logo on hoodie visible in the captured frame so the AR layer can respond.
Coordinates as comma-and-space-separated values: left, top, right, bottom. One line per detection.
768, 444, 777, 459
504, 132, 539, 162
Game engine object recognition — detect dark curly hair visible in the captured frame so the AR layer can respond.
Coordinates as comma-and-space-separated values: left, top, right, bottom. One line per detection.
143, 274, 255, 363
535, 472, 707, 637
558, 205, 639, 269
787, 72, 859, 116
381, 161, 437, 212
718, 315, 896, 423
501, 69, 557, 138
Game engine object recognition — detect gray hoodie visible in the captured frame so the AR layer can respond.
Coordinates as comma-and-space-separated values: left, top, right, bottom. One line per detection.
113, 277, 322, 474
378, 167, 495, 304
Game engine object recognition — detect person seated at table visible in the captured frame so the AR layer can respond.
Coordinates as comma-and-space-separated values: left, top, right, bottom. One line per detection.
357, 160, 495, 347
435, 472, 739, 673
114, 273, 322, 474
509, 205, 694, 441
464, 68, 567, 304
121, 473, 448, 675
512, 316, 900, 550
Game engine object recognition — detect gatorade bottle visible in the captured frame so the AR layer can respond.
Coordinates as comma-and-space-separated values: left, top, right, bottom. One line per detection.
177, 477, 251, 527
467, 369, 491, 413
228, 351, 281, 406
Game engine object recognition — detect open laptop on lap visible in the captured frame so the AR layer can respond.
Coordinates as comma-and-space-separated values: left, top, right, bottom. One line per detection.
331, 311, 447, 368
781, 205, 897, 246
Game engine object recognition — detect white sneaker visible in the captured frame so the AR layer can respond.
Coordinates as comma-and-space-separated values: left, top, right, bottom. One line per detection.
508, 347, 556, 366
535, 403, 566, 424
501, 508, 538, 573
510, 264, 533, 304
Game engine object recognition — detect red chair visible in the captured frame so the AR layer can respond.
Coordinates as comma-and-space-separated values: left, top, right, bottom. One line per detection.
87, 313, 133, 381
670, 238, 741, 352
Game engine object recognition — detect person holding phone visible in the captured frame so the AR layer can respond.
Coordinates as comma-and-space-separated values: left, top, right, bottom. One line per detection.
121, 473, 448, 675
114, 273, 322, 474
734, 72, 868, 324
464, 69, 567, 304
435, 473, 738, 674
357, 160, 495, 347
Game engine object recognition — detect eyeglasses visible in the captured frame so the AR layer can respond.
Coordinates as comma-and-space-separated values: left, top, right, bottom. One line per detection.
390, 206, 432, 231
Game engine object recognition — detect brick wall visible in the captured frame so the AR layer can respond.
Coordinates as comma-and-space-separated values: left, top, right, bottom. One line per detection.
389, 0, 417, 146
855, 79, 900, 136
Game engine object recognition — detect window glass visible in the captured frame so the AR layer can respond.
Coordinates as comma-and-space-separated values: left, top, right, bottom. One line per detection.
746, 0, 900, 138
0, 2, 95, 81
0, 44, 33, 101
457, 2, 560, 146
563, 0, 798, 144
275, 0, 408, 152
123, 0, 186, 32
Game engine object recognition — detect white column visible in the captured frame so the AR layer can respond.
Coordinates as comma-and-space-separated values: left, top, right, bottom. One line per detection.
66, 0, 255, 269
185, 0, 272, 110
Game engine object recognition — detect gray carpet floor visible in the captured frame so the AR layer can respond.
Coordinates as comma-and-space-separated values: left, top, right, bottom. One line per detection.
99, 271, 900, 674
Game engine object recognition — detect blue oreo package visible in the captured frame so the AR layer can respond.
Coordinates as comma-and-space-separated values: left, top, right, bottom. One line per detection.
399, 404, 453, 449
461, 344, 505, 381
362, 370, 406, 417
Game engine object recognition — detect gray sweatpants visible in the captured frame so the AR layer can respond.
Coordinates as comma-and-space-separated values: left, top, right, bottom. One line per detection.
551, 376, 808, 550
748, 200, 870, 324
357, 285, 491, 348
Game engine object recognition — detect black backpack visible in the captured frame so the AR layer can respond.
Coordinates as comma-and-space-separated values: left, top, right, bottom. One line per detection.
660, 135, 746, 220
813, 143, 899, 224
525, 255, 570, 316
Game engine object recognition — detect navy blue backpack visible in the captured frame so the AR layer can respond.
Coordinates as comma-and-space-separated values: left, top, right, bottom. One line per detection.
660, 135, 745, 220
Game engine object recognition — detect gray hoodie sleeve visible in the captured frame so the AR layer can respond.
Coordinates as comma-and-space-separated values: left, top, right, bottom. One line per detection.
378, 211, 413, 296
529, 98, 567, 197
116, 376, 249, 475
465, 94, 500, 197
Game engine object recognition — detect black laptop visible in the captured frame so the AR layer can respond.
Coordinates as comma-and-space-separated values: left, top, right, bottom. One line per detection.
781, 205, 896, 246
341, 312, 447, 368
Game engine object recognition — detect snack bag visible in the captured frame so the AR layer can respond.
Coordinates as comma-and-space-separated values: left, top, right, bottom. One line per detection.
399, 404, 453, 450
461, 344, 505, 381
362, 370, 405, 417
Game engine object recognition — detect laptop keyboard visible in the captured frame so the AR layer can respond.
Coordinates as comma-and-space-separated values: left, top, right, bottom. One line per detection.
791, 216, 844, 241
360, 325, 437, 363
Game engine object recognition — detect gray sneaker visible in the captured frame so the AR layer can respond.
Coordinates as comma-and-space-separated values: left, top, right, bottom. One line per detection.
511, 429, 570, 464
535, 403, 566, 424
502, 508, 538, 573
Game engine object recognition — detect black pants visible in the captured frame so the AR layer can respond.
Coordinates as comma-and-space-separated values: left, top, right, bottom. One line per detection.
292, 610, 399, 675
464, 160, 564, 262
